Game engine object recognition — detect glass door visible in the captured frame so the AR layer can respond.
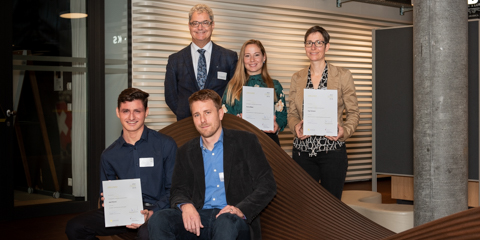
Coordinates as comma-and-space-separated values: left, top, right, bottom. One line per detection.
1, 0, 107, 221
105, 0, 129, 146
11, 0, 88, 207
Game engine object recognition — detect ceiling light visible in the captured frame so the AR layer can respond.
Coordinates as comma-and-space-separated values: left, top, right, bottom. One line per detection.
60, 13, 88, 19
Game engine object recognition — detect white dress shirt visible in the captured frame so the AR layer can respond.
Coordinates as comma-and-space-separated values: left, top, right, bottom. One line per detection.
191, 41, 213, 80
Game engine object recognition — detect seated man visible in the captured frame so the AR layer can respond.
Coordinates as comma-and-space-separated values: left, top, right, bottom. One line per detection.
66, 88, 177, 240
148, 89, 277, 240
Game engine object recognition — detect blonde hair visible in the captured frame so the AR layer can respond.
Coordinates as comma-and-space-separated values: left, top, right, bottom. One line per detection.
189, 4, 214, 22
225, 39, 275, 106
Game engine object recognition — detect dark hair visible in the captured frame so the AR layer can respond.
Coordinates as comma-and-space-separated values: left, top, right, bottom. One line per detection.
304, 26, 330, 44
188, 89, 222, 110
117, 88, 149, 109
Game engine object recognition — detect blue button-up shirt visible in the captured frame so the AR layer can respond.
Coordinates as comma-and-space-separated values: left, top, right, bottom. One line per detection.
100, 126, 177, 212
200, 130, 227, 209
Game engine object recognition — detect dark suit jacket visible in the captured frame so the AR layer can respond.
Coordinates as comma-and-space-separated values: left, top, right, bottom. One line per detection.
170, 128, 277, 240
165, 42, 238, 121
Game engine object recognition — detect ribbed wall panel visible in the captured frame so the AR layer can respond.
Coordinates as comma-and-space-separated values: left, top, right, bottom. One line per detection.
132, 0, 410, 181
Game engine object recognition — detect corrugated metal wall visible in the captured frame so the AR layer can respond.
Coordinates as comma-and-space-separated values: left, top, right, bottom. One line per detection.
131, 0, 408, 181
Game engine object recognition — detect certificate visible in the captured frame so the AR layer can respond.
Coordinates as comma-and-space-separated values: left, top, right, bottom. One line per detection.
303, 89, 337, 136
103, 178, 144, 227
242, 86, 274, 131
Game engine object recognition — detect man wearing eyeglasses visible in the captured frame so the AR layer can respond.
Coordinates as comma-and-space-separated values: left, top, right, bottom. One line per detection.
165, 4, 238, 121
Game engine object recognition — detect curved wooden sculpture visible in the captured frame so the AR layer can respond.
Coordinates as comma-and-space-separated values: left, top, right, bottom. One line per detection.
159, 114, 395, 239
384, 206, 480, 240
112, 114, 480, 240
157, 114, 480, 239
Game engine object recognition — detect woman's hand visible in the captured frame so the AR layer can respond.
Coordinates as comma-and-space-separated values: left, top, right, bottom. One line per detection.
325, 124, 344, 141
295, 120, 310, 140
264, 116, 279, 134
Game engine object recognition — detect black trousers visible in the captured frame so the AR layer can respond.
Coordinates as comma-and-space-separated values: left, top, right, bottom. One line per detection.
65, 208, 149, 240
292, 145, 348, 200
265, 132, 280, 146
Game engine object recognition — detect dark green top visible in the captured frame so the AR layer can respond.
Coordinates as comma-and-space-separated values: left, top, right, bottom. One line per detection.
221, 74, 287, 132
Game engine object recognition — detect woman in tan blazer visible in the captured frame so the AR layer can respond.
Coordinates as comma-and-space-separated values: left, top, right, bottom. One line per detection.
287, 26, 360, 199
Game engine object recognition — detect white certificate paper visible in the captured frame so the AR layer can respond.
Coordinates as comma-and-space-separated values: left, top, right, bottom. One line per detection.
103, 178, 144, 227
242, 86, 274, 131
303, 89, 337, 136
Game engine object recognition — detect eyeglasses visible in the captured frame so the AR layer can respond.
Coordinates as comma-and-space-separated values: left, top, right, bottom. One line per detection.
304, 40, 327, 48
189, 20, 213, 28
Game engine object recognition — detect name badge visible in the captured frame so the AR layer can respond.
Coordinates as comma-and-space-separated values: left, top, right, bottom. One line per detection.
219, 172, 224, 182
139, 157, 154, 167
217, 71, 227, 80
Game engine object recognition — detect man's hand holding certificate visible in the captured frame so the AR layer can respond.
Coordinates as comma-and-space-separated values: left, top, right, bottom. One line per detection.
242, 86, 274, 131
303, 89, 338, 136
103, 179, 145, 227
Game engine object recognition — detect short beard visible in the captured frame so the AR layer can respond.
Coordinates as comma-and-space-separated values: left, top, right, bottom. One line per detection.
198, 124, 221, 139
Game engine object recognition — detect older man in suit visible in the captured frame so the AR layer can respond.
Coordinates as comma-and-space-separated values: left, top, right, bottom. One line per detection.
148, 89, 276, 240
165, 4, 238, 121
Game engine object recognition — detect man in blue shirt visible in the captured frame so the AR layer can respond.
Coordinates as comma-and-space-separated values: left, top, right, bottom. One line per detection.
148, 89, 277, 240
66, 88, 177, 240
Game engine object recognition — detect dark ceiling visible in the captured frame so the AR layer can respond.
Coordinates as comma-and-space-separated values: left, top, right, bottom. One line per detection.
343, 0, 412, 8
13, 0, 72, 56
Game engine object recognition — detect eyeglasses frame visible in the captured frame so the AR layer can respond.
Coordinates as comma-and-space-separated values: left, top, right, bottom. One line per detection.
304, 40, 327, 48
189, 20, 213, 28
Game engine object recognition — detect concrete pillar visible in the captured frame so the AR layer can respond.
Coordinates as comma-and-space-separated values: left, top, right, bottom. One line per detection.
413, 0, 468, 226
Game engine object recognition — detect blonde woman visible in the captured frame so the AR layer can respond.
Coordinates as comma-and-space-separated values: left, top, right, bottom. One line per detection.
222, 39, 287, 145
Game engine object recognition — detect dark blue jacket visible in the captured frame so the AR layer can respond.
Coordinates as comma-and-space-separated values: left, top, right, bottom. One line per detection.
164, 42, 237, 120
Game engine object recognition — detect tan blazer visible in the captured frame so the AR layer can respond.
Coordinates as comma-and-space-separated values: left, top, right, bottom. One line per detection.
287, 63, 360, 142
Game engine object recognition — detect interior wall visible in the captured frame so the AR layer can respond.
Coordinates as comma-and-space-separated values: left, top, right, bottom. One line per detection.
131, 0, 412, 181
374, 21, 480, 181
